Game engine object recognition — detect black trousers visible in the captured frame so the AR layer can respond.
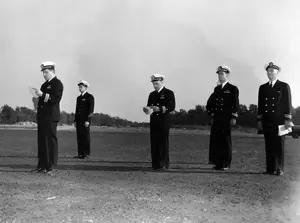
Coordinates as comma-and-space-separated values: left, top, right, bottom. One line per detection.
150, 131, 169, 169
209, 119, 232, 168
263, 124, 285, 172
37, 118, 58, 170
76, 121, 91, 156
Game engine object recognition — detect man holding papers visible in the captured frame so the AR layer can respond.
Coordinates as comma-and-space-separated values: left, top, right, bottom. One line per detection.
31, 61, 64, 175
143, 74, 176, 171
257, 62, 293, 176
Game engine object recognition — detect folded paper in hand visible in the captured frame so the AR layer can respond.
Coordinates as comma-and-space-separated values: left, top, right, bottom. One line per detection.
143, 106, 153, 115
278, 125, 292, 136
28, 86, 39, 98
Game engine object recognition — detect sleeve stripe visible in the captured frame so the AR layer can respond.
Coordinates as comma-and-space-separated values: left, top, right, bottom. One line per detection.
257, 115, 262, 118
44, 93, 50, 102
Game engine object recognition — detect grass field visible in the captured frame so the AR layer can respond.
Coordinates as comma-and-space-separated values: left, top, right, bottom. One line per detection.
0, 128, 300, 223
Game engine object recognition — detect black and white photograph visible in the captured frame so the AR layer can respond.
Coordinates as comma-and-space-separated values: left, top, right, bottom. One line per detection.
0, 0, 300, 222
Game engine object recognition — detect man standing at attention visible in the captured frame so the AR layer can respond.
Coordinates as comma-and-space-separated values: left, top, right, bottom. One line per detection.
206, 65, 239, 170
32, 61, 64, 175
257, 62, 293, 176
143, 74, 176, 171
74, 80, 95, 159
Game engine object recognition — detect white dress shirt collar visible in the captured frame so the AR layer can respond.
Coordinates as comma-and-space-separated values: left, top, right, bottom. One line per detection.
81, 91, 87, 96
48, 75, 56, 82
158, 86, 164, 93
221, 81, 228, 88
269, 79, 277, 87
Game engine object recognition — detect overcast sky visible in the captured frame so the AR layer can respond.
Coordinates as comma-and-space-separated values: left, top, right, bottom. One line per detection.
0, 0, 299, 122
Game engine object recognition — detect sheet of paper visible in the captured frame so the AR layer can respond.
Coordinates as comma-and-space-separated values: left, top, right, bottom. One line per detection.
143, 106, 153, 115
278, 125, 292, 136
148, 108, 153, 115
28, 86, 39, 98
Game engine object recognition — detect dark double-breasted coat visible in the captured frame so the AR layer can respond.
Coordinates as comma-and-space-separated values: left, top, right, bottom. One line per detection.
146, 87, 175, 170
206, 82, 239, 169
257, 80, 292, 173
36, 76, 63, 171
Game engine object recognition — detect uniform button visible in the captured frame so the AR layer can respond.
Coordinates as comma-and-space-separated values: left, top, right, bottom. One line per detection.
272, 111, 274, 112
272, 104, 274, 106
265, 110, 268, 112
272, 97, 274, 99
265, 104, 267, 106
265, 98, 268, 100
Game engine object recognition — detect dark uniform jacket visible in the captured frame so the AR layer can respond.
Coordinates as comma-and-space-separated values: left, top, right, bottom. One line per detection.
206, 82, 239, 120
257, 80, 292, 125
37, 76, 64, 121
74, 92, 95, 123
147, 87, 175, 133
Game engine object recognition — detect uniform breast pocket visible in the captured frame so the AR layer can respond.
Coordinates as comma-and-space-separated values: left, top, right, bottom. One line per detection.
276, 90, 281, 96
222, 91, 231, 100
159, 98, 166, 106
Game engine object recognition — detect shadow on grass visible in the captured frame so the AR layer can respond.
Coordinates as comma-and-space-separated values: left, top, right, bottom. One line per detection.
0, 156, 209, 165
0, 155, 37, 158
0, 163, 263, 175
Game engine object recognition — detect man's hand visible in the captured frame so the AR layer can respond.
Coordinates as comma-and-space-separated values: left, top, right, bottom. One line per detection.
230, 118, 236, 126
73, 123, 76, 128
150, 106, 160, 112
284, 120, 294, 129
84, 121, 89, 127
35, 90, 43, 97
257, 121, 263, 132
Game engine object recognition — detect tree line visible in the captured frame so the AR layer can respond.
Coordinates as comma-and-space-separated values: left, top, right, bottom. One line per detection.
0, 98, 299, 127
0, 104, 136, 127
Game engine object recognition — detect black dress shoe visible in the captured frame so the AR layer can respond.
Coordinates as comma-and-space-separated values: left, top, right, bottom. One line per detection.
44, 170, 54, 175
220, 167, 229, 171
73, 155, 83, 159
160, 167, 169, 171
277, 170, 284, 176
31, 168, 44, 173
212, 166, 222, 170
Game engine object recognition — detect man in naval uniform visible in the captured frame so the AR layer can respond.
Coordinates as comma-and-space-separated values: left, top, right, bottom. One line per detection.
32, 61, 64, 175
257, 62, 293, 176
143, 74, 176, 171
74, 80, 95, 159
206, 65, 239, 170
